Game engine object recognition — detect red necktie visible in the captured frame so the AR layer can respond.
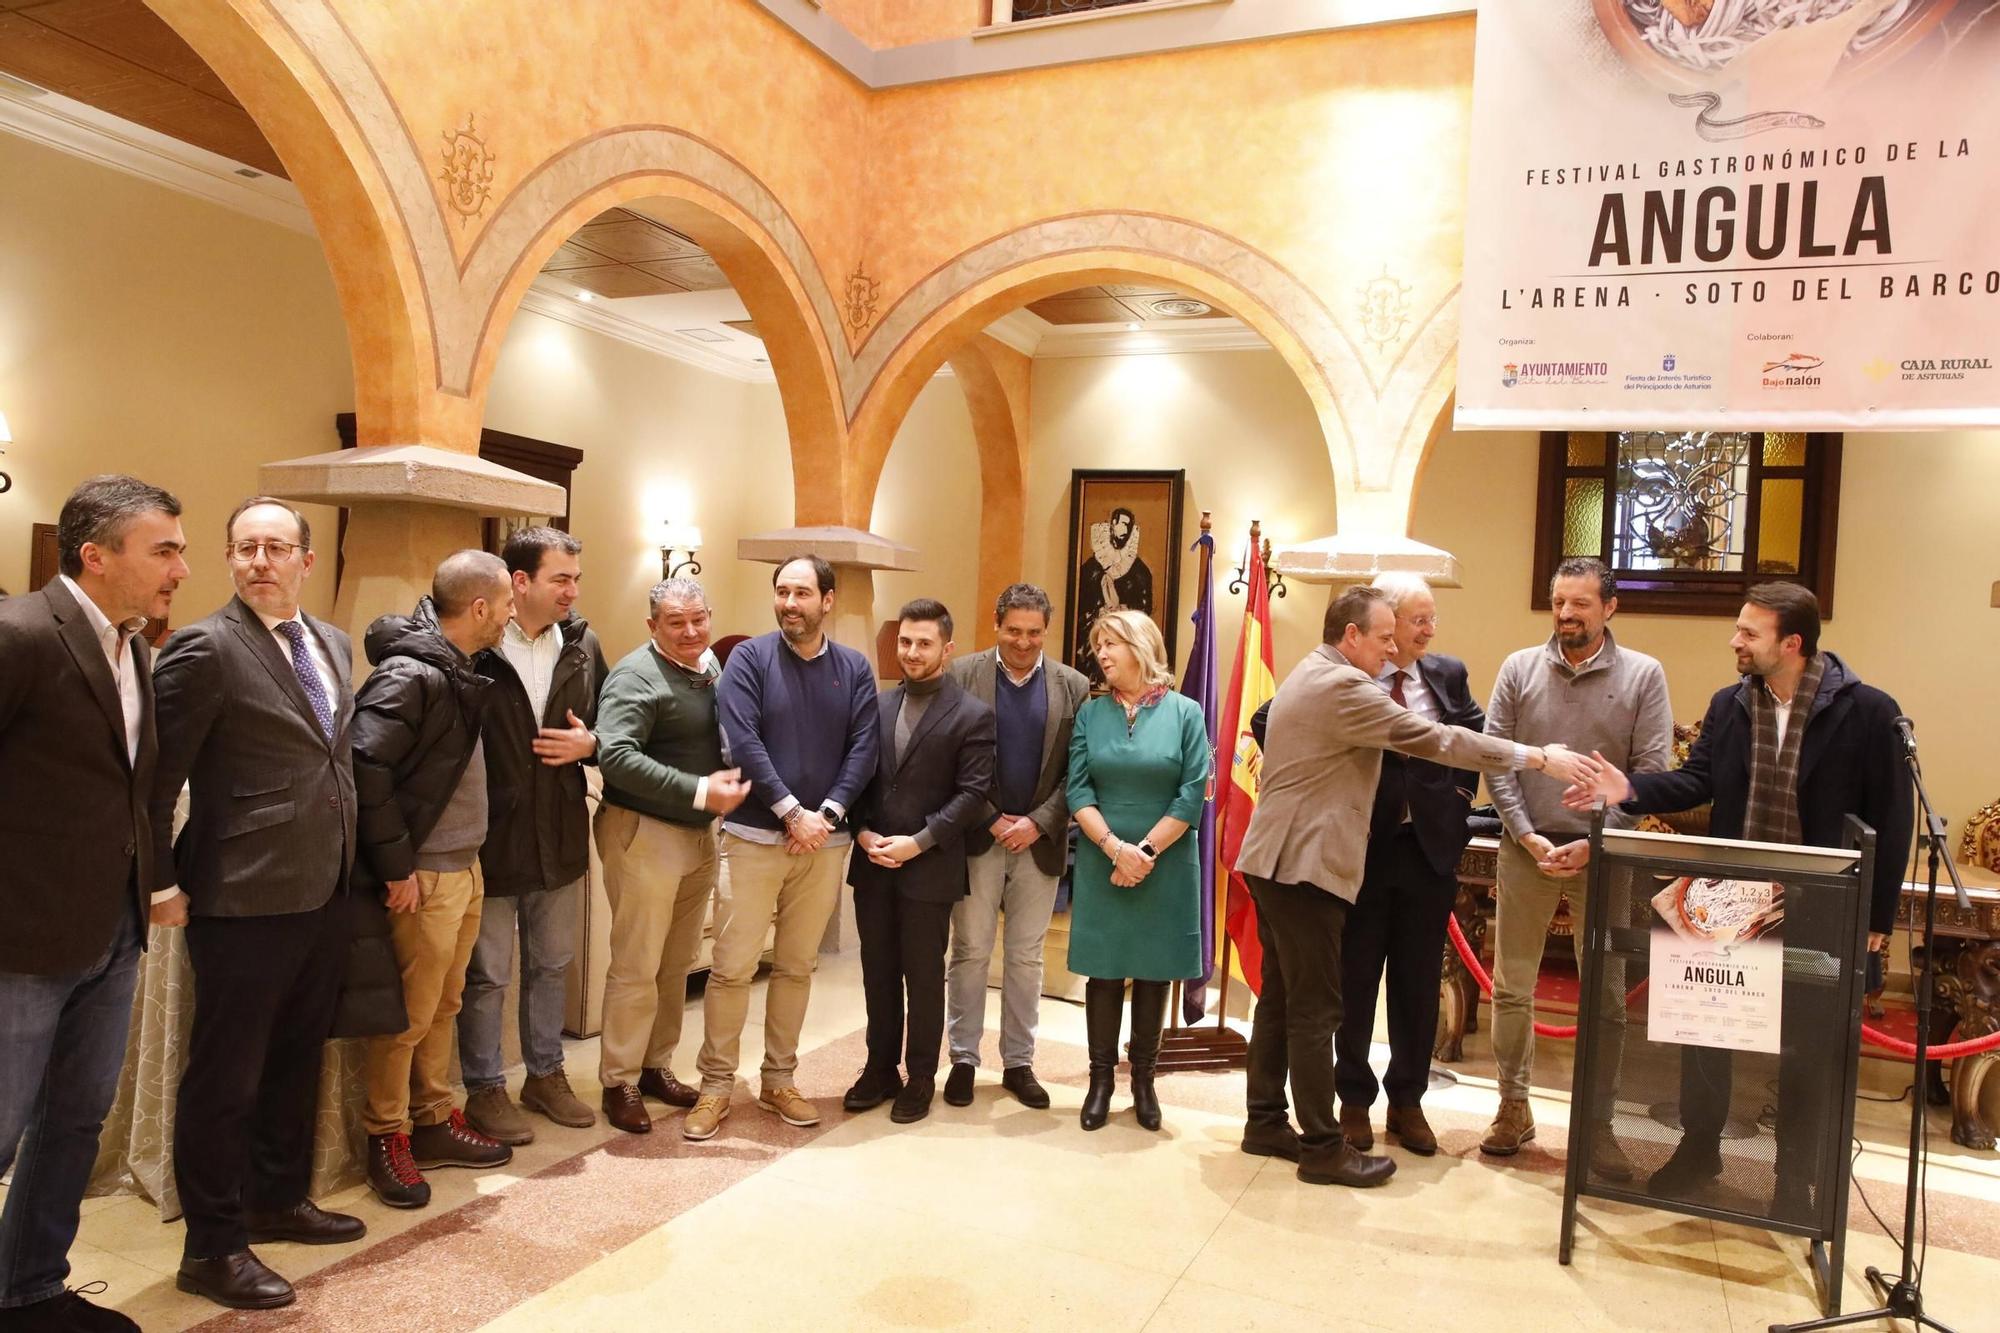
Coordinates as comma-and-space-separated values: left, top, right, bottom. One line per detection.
1389, 670, 1407, 707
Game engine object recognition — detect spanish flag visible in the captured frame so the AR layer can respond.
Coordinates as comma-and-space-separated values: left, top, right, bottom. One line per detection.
1215, 528, 1277, 993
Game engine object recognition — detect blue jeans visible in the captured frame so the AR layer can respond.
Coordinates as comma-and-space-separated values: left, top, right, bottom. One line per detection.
456, 879, 579, 1089
0, 913, 141, 1309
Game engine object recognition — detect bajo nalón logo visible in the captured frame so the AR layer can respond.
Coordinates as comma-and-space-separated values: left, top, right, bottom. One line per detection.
1761, 352, 1823, 388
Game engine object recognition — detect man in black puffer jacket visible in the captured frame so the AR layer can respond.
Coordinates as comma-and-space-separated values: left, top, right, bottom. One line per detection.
458, 527, 609, 1146
346, 551, 517, 1210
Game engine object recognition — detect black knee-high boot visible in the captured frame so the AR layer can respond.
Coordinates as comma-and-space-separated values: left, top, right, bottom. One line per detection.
1127, 980, 1169, 1131
1080, 978, 1124, 1131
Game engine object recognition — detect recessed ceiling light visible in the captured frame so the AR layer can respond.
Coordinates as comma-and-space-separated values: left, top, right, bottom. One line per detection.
1125, 322, 1139, 332
576, 291, 595, 302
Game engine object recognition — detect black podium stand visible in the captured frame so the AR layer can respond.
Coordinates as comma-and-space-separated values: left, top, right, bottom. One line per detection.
1557, 812, 1877, 1318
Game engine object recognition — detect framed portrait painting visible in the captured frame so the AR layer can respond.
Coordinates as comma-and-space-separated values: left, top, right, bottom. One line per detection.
1062, 469, 1185, 689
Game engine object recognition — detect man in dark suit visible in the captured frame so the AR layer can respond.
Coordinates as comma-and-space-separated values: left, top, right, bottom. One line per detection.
1331, 575, 1486, 1156
0, 475, 187, 1333
845, 599, 996, 1125
943, 583, 1090, 1110
148, 498, 364, 1310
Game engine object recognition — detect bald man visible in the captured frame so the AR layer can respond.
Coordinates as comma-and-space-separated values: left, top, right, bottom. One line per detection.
350, 551, 517, 1210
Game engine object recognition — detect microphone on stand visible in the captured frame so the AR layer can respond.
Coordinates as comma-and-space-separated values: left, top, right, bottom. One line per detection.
1891, 715, 1918, 759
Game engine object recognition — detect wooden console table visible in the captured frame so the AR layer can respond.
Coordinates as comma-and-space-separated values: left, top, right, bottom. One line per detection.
1897, 861, 2000, 1150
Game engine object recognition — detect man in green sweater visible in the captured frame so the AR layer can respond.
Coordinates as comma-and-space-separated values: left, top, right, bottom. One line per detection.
592, 578, 749, 1133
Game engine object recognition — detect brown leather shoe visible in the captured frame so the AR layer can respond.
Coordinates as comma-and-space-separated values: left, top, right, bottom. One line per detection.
602, 1083, 653, 1135
464, 1085, 535, 1146
1385, 1105, 1438, 1156
244, 1199, 366, 1245
1339, 1103, 1375, 1152
1298, 1143, 1397, 1188
522, 1069, 597, 1129
1480, 1097, 1536, 1157
175, 1250, 294, 1310
1240, 1122, 1303, 1162
639, 1067, 700, 1108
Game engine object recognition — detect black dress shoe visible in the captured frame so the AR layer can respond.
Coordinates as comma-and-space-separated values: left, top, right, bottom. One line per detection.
176, 1250, 295, 1310
1646, 1136, 1724, 1199
843, 1065, 903, 1112
638, 1067, 700, 1109
1297, 1143, 1398, 1188
245, 1199, 366, 1245
889, 1077, 935, 1124
1240, 1123, 1303, 1162
603, 1083, 653, 1135
1000, 1066, 1050, 1109
942, 1063, 976, 1107
3, 1287, 139, 1333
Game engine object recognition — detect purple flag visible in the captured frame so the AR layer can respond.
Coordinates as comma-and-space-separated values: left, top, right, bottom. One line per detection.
1178, 529, 1219, 1024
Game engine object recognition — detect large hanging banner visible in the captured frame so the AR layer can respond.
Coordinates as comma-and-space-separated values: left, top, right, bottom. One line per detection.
1455, 1, 2000, 430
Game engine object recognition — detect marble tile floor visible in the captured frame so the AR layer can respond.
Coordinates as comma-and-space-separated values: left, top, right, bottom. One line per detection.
12, 945, 2000, 1332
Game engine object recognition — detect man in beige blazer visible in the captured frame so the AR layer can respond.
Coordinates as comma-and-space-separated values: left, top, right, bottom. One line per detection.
1235, 585, 1596, 1187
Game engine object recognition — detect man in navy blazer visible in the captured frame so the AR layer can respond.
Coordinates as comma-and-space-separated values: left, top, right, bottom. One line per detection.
846, 599, 995, 1125
0, 475, 187, 1333
149, 497, 364, 1310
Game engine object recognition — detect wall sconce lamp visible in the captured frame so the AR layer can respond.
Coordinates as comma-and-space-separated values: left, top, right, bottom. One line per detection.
0, 409, 13, 495
660, 520, 703, 580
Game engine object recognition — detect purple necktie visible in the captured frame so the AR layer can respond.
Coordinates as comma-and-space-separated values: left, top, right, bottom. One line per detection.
276, 620, 336, 741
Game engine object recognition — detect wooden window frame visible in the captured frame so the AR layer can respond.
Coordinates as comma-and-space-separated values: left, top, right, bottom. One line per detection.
1531, 431, 1841, 617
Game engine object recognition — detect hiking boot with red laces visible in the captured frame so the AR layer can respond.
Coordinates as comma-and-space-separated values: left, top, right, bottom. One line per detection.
409, 1109, 514, 1170
367, 1132, 431, 1209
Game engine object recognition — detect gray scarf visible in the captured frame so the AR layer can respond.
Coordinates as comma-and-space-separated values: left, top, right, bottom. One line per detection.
1743, 655, 1826, 845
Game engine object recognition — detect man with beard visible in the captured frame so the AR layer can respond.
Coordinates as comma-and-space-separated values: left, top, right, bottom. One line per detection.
459, 527, 607, 1146
1479, 557, 1671, 1181
1561, 582, 1911, 1213
686, 556, 879, 1140
1073, 507, 1153, 681
149, 497, 363, 1309
352, 551, 517, 1208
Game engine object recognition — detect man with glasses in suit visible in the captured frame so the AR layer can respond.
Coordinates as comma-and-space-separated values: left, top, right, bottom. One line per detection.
149, 498, 365, 1310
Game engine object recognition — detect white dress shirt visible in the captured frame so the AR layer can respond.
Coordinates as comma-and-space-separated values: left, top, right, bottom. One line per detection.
59, 574, 143, 765
1376, 659, 1438, 722
502, 619, 563, 721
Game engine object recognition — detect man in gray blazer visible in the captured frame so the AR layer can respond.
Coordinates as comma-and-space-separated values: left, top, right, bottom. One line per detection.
149, 498, 363, 1311
0, 475, 186, 1333
1235, 585, 1595, 1188
942, 584, 1090, 1110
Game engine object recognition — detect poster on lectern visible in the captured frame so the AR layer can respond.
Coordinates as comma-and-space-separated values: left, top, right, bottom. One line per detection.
1647, 877, 1785, 1053
1455, 1, 2000, 431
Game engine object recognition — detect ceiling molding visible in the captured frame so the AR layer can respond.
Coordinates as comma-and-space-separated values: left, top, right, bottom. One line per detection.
755, 0, 1475, 88
982, 308, 1045, 356
1034, 324, 1268, 359
0, 75, 311, 234
518, 284, 771, 383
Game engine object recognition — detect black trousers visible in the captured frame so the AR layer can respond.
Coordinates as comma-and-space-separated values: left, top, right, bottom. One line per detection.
1675, 986, 1823, 1192
1244, 876, 1349, 1157
175, 895, 347, 1259
1333, 828, 1458, 1111
854, 881, 954, 1080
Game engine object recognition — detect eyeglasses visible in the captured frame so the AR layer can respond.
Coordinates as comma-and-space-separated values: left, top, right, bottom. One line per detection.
1404, 615, 1441, 631
226, 539, 302, 563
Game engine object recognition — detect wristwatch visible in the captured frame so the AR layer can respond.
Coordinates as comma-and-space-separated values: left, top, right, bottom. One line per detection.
1137, 839, 1159, 860
817, 802, 843, 828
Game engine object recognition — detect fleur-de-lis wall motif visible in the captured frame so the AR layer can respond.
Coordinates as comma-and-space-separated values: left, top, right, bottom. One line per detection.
843, 263, 882, 335
1357, 265, 1413, 354
439, 114, 496, 226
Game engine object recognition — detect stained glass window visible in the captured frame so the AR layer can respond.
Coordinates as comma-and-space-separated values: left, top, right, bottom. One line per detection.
1535, 432, 1840, 616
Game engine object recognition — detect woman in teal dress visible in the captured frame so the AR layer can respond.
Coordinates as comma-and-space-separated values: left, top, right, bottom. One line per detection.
1066, 609, 1210, 1133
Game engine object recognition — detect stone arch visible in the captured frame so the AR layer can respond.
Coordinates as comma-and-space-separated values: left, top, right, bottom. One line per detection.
839, 215, 1462, 538
939, 335, 1032, 649
464, 171, 848, 524
143, 0, 436, 447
